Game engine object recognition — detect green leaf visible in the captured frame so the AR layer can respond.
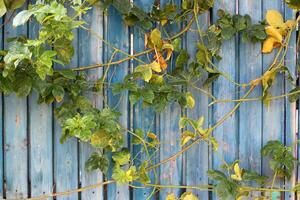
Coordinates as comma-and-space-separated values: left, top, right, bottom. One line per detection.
13, 10, 33, 27
150, 28, 162, 48
52, 85, 65, 102
0, 0, 7, 17
90, 130, 110, 148
285, 0, 300, 9
112, 149, 130, 166
132, 128, 144, 144
112, 166, 138, 184
135, 65, 152, 82
288, 87, 300, 103
14, 75, 32, 97
58, 70, 76, 80
181, 130, 194, 146
207, 170, 227, 181
138, 162, 150, 184
85, 152, 109, 173
186, 92, 195, 109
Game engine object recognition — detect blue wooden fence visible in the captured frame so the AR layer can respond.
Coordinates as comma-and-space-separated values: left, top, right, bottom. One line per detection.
0, 0, 298, 199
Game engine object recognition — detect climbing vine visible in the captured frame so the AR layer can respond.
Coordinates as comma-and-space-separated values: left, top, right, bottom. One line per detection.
1, 0, 300, 199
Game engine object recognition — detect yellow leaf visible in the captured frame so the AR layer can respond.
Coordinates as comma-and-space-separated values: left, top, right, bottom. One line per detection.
285, 20, 297, 29
266, 10, 284, 28
180, 192, 198, 200
150, 28, 162, 48
186, 92, 195, 109
231, 163, 242, 181
265, 26, 282, 42
181, 130, 195, 146
161, 19, 168, 26
166, 193, 176, 200
150, 61, 161, 73
262, 37, 281, 53
147, 132, 157, 140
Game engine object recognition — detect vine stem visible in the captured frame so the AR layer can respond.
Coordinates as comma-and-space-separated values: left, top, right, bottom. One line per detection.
146, 86, 255, 171
3, 180, 116, 200
71, 15, 195, 72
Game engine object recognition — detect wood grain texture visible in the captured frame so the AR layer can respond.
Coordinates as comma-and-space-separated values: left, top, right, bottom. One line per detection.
106, 5, 130, 200
159, 0, 182, 199
185, 11, 210, 200
0, 16, 3, 199
132, 0, 156, 199
54, 9, 79, 200
285, 7, 297, 200
238, 1, 263, 197
28, 6, 53, 198
261, 0, 284, 190
211, 1, 237, 199
3, 7, 28, 199
78, 5, 104, 200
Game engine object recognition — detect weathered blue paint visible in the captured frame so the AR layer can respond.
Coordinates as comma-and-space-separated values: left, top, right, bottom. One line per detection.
4, 6, 28, 199
0, 15, 3, 200
238, 1, 263, 198
132, 0, 156, 199
211, 1, 237, 199
78, 5, 104, 200
53, 9, 79, 200
28, 3, 53, 197
106, 5, 130, 200
262, 0, 285, 191
185, 11, 210, 200
285, 6, 297, 200
159, 0, 182, 199
0, 1, 298, 200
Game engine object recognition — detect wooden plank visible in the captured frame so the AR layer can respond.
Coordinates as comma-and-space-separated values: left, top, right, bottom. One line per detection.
238, 0, 262, 198
285, 7, 297, 200
159, 0, 182, 199
0, 16, 3, 199
106, 5, 130, 200
261, 0, 284, 190
78, 5, 104, 200
0, 96, 2, 199
3, 6, 28, 199
132, 0, 156, 199
54, 10, 79, 200
211, 0, 237, 199
28, 3, 53, 198
185, 11, 210, 200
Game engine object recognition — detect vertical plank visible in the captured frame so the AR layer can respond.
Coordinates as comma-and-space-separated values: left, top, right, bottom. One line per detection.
78, 5, 104, 200
106, 5, 130, 200
238, 0, 263, 197
132, 0, 156, 199
285, 7, 297, 200
0, 96, 2, 199
28, 2, 53, 197
54, 10, 79, 200
261, 0, 284, 190
212, 0, 237, 176
0, 15, 4, 199
3, 6, 28, 199
159, 0, 182, 199
185, 11, 210, 200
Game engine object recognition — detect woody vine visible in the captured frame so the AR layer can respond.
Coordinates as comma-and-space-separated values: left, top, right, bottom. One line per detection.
0, 0, 300, 199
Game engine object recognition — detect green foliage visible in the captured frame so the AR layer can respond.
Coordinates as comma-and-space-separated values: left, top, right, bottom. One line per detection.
0, 0, 299, 196
285, 0, 300, 9
0, 0, 25, 17
85, 152, 109, 173
261, 140, 296, 179
112, 165, 138, 184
